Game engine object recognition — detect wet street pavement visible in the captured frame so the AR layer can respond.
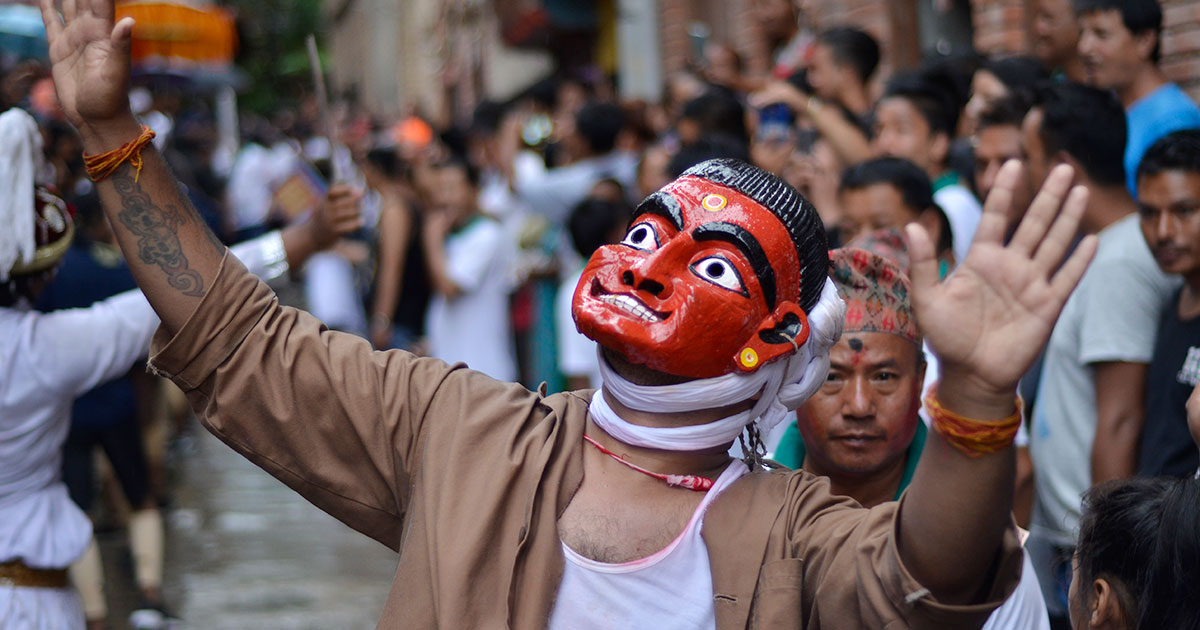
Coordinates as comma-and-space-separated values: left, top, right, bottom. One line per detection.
99, 421, 397, 629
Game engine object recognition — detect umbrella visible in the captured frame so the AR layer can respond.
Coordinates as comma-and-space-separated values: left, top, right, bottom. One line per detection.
0, 3, 48, 60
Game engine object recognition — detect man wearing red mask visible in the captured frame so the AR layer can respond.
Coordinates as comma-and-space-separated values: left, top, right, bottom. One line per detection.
37, 2, 1098, 627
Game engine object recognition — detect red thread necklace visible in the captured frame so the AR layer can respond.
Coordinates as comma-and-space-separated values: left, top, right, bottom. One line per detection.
583, 434, 715, 492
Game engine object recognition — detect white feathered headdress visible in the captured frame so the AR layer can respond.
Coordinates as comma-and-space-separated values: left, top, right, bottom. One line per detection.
0, 108, 45, 283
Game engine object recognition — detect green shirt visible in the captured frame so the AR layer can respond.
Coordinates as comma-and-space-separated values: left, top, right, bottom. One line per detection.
772, 418, 928, 502
932, 171, 962, 195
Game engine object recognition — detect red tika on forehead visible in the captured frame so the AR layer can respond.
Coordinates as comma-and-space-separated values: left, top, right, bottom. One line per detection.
829, 247, 920, 344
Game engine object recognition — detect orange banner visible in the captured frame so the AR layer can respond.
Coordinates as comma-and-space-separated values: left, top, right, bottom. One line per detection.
116, 1, 236, 70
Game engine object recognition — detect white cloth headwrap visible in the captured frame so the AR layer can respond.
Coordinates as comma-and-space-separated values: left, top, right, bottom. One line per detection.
0, 108, 44, 283
592, 277, 846, 451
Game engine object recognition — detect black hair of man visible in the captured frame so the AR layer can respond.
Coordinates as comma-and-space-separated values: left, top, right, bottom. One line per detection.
525, 76, 560, 111
1031, 81, 1128, 187
439, 126, 469, 160
882, 70, 961, 138
1074, 0, 1163, 62
817, 27, 881, 84
1137, 129, 1200, 182
680, 89, 749, 145
574, 102, 626, 156
668, 134, 752, 178
981, 56, 1049, 102
470, 100, 507, 137
366, 147, 404, 180
568, 197, 633, 259
639, 159, 829, 314
923, 54, 981, 115
839, 157, 936, 217
1077, 477, 1200, 629
436, 154, 481, 189
977, 94, 1033, 132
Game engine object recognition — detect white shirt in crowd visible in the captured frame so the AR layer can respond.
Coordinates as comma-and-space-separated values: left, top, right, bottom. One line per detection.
226, 142, 299, 232
1031, 213, 1179, 546
426, 216, 518, 382
933, 182, 982, 265
513, 150, 638, 226
555, 267, 602, 389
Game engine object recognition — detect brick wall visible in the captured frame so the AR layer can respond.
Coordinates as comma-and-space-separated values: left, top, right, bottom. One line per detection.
970, 0, 1029, 55
656, 0, 770, 77
806, 0, 893, 67
1162, 0, 1200, 101
659, 0, 690, 75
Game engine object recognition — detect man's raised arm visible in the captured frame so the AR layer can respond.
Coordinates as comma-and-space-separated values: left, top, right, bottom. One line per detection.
898, 161, 1097, 603
43, 0, 238, 330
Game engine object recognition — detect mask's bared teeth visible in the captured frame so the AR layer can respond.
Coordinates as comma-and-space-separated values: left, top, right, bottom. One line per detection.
599, 294, 662, 322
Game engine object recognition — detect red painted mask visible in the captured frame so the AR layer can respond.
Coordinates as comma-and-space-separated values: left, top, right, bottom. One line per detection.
573, 176, 809, 379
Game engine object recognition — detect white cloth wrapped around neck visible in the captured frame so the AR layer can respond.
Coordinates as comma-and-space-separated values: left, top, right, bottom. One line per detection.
591, 277, 846, 451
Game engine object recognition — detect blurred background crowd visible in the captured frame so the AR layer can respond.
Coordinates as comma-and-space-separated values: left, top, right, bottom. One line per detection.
5, 0, 1200, 628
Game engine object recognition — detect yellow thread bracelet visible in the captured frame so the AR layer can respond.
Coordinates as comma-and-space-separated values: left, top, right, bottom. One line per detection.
924, 384, 1022, 458
83, 126, 157, 183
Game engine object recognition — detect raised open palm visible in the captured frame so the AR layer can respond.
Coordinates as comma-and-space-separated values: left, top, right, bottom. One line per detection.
39, 0, 135, 128
906, 162, 1097, 398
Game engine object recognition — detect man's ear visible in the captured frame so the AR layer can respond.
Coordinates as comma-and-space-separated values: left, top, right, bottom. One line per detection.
734, 301, 809, 372
1134, 29, 1158, 65
1055, 151, 1085, 184
1088, 577, 1127, 629
930, 132, 951, 170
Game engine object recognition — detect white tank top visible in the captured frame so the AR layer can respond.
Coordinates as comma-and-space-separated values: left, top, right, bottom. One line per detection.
548, 461, 748, 630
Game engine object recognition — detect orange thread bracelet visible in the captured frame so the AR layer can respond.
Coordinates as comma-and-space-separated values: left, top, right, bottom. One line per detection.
924, 384, 1023, 458
83, 126, 156, 183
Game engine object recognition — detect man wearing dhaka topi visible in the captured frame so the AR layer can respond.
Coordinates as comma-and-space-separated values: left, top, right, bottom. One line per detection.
38, 1, 1097, 627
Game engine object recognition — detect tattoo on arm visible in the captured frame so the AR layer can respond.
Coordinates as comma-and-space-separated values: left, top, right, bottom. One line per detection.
111, 165, 219, 298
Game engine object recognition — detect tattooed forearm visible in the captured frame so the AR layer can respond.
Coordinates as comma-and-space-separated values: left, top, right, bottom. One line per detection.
111, 165, 210, 298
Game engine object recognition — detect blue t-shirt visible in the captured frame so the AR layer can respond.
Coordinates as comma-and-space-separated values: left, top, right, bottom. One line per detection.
35, 241, 140, 429
1126, 83, 1200, 196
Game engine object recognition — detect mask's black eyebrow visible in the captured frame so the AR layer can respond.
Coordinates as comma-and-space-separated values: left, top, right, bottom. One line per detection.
633, 191, 683, 231
692, 222, 777, 310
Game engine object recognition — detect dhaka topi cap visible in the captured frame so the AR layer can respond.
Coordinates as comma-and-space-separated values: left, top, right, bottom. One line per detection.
830, 247, 919, 344
845, 227, 911, 275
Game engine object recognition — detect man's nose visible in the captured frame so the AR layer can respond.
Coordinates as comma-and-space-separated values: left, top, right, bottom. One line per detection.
842, 377, 875, 418
1078, 31, 1096, 56
1156, 211, 1180, 242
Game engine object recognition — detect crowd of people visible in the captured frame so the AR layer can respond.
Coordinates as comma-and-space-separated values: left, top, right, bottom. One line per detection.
3, 0, 1200, 628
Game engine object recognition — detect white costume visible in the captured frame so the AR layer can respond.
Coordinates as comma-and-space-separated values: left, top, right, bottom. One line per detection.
0, 223, 288, 629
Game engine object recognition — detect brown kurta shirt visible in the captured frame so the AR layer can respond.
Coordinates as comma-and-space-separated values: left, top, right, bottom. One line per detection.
148, 253, 1022, 629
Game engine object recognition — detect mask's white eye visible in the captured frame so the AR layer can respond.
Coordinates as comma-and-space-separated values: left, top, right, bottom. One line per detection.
690, 256, 746, 295
621, 222, 660, 252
